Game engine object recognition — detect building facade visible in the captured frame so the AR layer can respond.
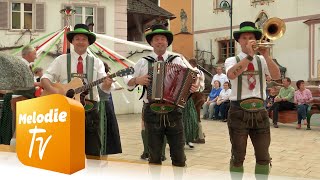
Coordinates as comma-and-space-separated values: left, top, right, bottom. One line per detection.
160, 0, 194, 60
193, 0, 320, 82
0, 0, 178, 115
0, 0, 133, 114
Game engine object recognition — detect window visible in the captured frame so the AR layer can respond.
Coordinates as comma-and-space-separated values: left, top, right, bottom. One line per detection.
0, 2, 44, 31
62, 5, 105, 33
74, 6, 94, 26
218, 40, 235, 63
11, 2, 33, 30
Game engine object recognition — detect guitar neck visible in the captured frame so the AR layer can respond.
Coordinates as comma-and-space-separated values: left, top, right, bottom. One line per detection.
74, 73, 116, 94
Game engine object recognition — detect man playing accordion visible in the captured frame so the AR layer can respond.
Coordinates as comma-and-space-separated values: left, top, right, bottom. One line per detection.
126, 24, 199, 167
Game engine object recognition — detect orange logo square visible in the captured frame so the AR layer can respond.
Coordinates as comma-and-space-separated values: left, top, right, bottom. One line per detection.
16, 94, 85, 174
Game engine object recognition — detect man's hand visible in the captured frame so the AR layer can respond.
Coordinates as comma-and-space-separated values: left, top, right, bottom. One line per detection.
274, 97, 281, 102
243, 40, 255, 57
257, 39, 270, 58
136, 74, 151, 86
101, 76, 113, 91
190, 82, 199, 93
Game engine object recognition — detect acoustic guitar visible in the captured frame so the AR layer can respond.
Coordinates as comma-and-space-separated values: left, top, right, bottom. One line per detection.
41, 67, 134, 111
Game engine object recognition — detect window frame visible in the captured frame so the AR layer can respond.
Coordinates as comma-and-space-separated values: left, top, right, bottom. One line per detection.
11, 2, 33, 30
217, 39, 235, 63
73, 6, 95, 31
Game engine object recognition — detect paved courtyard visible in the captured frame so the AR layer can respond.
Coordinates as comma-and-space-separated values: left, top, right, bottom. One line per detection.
111, 113, 320, 179
2, 113, 320, 179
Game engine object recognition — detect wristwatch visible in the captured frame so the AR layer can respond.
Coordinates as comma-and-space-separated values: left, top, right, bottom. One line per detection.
246, 55, 253, 61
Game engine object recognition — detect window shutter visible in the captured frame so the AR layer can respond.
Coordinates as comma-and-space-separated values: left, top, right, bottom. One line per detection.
0, 1, 9, 29
96, 7, 106, 34
35, 3, 45, 31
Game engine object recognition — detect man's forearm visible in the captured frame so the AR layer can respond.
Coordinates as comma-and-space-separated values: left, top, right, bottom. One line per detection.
127, 77, 137, 87
41, 78, 52, 90
41, 78, 57, 94
227, 58, 251, 80
264, 55, 281, 80
101, 83, 111, 91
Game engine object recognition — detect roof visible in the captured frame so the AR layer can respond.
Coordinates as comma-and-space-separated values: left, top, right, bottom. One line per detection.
127, 0, 175, 20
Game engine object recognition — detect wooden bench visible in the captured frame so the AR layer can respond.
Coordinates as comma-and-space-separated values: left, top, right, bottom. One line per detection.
272, 86, 320, 130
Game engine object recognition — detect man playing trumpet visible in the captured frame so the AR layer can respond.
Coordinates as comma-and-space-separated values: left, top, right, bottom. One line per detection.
224, 21, 281, 178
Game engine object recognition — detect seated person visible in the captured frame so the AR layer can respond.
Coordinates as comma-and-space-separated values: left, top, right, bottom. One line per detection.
270, 77, 295, 128
266, 86, 277, 111
294, 80, 313, 129
214, 82, 232, 122
266, 74, 282, 96
202, 80, 221, 119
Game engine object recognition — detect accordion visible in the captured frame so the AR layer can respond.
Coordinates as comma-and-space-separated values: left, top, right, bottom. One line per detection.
147, 61, 197, 108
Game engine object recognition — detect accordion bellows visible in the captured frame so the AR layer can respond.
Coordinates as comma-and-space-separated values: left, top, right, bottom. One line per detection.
0, 52, 34, 90
148, 62, 197, 108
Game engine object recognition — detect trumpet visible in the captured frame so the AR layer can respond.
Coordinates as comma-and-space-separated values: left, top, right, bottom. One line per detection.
254, 17, 286, 50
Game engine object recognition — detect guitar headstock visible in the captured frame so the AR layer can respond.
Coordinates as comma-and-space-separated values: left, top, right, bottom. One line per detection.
115, 67, 135, 77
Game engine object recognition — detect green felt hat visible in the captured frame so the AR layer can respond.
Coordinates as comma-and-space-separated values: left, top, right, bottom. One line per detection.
145, 24, 173, 46
233, 21, 262, 42
67, 24, 96, 45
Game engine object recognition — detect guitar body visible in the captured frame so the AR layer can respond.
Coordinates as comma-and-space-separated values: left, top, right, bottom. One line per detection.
41, 78, 83, 102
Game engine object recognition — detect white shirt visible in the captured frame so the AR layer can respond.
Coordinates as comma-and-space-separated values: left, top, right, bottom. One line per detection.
211, 73, 228, 87
219, 88, 232, 100
224, 52, 270, 101
125, 51, 186, 103
41, 50, 112, 102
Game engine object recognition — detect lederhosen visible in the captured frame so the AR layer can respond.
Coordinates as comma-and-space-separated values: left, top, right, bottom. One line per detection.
141, 55, 186, 167
228, 55, 272, 167
67, 53, 101, 156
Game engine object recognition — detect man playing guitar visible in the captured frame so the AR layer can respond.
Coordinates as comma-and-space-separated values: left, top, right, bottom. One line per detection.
41, 24, 113, 157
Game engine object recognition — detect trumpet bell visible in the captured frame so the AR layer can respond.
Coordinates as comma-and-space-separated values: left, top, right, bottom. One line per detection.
262, 17, 286, 41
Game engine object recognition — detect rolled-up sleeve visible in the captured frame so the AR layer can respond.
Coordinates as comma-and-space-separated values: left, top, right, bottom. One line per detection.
126, 59, 145, 90
224, 57, 236, 76
41, 56, 61, 82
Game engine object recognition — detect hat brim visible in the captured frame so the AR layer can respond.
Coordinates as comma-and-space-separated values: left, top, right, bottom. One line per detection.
145, 30, 173, 46
67, 29, 96, 45
233, 29, 262, 42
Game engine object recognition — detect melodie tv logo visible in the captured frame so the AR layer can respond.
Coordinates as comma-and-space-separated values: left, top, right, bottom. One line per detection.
16, 94, 85, 174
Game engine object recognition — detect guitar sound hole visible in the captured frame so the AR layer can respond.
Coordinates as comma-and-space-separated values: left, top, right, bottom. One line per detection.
66, 89, 75, 98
